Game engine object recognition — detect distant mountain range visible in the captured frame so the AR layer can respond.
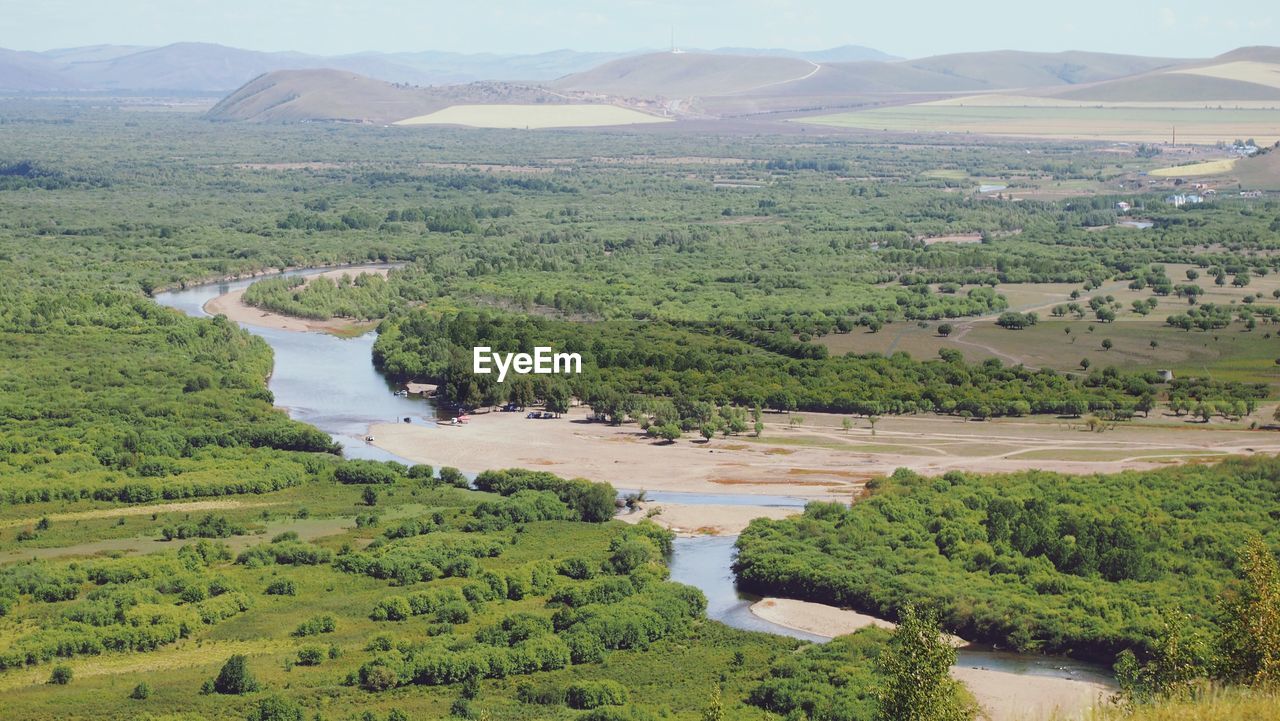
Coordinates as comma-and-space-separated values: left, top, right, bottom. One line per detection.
0, 41, 895, 93
203, 44, 1280, 126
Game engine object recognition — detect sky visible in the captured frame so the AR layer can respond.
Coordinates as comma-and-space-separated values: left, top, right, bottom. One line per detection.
0, 0, 1274, 58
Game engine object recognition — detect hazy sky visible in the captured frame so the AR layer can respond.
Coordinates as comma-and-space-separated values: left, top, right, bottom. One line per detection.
1, 0, 1274, 58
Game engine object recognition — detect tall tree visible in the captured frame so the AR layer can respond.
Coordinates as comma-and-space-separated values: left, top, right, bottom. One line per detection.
1215, 537, 1280, 687
876, 605, 974, 721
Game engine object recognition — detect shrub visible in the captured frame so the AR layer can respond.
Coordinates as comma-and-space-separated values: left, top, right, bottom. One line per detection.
293, 615, 336, 637
557, 557, 597, 580
264, 579, 296, 596
439, 467, 469, 488
48, 665, 73, 685
130, 682, 151, 699
566, 679, 629, 709
296, 646, 325, 666
371, 596, 412, 621
334, 459, 402, 485
247, 694, 304, 721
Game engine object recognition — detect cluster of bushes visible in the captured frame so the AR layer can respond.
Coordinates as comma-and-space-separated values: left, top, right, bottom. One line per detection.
292, 615, 336, 637
465, 490, 577, 531
0, 556, 250, 670
159, 514, 246, 541
473, 469, 617, 523
335, 536, 504, 586
748, 630, 889, 720
236, 540, 333, 567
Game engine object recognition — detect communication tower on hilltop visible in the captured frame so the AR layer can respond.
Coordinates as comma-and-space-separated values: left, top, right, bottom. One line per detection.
670, 26, 684, 54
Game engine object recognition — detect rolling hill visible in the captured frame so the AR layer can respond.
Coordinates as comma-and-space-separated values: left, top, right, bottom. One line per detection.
0, 42, 898, 94
205, 69, 633, 125
1054, 48, 1280, 102
553, 52, 822, 98
0, 48, 79, 91
551, 49, 1190, 115
901, 50, 1183, 89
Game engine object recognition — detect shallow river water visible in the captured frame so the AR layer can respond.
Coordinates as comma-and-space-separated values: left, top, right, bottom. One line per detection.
154, 269, 1113, 688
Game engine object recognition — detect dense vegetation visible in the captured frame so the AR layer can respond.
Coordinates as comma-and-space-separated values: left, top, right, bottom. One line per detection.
1, 100, 1278, 719
735, 458, 1280, 663
0, 289, 339, 507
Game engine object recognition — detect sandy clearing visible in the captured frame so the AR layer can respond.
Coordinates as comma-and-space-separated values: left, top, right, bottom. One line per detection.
951, 666, 1112, 721
0, 499, 272, 529
751, 597, 898, 636
394, 104, 671, 129
616, 502, 797, 536
751, 598, 1111, 721
203, 266, 390, 333
370, 406, 1270, 495
371, 410, 868, 499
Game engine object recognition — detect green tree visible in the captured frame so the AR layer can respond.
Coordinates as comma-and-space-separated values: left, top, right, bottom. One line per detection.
842, 417, 853, 433
362, 486, 379, 507
48, 665, 72, 685
1102, 338, 1113, 351
1215, 537, 1280, 687
1114, 612, 1205, 705
868, 415, 880, 437
876, 605, 974, 721
544, 383, 571, 417
213, 654, 259, 695
937, 323, 953, 337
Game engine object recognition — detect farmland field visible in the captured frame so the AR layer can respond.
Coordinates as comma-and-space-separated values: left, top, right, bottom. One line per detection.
1148, 158, 1238, 176
799, 105, 1280, 144
394, 104, 671, 128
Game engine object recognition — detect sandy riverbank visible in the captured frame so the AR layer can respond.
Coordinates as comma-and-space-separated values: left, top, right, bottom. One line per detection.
952, 666, 1112, 721
616, 502, 797, 536
202, 266, 391, 333
750, 598, 1112, 721
368, 405, 1276, 498
751, 597, 898, 636
370, 409, 866, 498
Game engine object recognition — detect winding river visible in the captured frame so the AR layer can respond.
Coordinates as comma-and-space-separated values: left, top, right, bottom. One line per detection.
154, 269, 1114, 713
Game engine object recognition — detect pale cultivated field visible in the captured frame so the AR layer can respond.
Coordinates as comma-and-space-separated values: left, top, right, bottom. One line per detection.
800, 106, 1280, 144
923, 92, 1280, 110
1149, 158, 1238, 176
1175, 61, 1280, 89
394, 104, 671, 129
